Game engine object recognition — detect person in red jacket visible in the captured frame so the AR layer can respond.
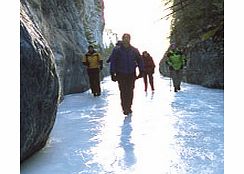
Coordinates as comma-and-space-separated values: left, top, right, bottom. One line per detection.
141, 51, 155, 92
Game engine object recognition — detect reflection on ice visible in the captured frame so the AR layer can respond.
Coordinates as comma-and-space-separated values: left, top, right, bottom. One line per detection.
120, 116, 136, 169
21, 74, 224, 174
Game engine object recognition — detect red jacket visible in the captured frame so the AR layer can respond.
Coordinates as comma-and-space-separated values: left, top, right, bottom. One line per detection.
141, 55, 155, 74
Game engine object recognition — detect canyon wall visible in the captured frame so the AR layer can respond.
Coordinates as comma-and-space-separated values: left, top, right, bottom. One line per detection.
20, 0, 105, 162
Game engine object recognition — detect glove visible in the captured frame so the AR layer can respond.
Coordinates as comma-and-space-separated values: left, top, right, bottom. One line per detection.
111, 73, 117, 82
136, 71, 144, 79
99, 60, 103, 70
83, 62, 89, 67
169, 66, 174, 71
106, 58, 110, 63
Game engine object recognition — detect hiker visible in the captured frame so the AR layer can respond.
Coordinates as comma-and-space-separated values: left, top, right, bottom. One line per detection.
106, 40, 122, 63
165, 43, 187, 92
109, 33, 144, 115
82, 45, 103, 96
141, 51, 156, 92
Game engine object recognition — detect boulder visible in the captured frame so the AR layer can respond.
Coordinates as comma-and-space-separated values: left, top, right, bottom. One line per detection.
20, 7, 60, 162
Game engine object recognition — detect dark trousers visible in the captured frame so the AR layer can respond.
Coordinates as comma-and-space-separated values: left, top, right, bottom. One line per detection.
143, 73, 154, 91
117, 73, 136, 112
87, 68, 101, 94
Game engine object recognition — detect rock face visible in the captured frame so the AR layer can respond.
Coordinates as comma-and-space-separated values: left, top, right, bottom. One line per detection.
185, 40, 224, 88
159, 0, 224, 89
21, 0, 105, 95
160, 39, 224, 89
20, 6, 60, 162
20, 0, 105, 162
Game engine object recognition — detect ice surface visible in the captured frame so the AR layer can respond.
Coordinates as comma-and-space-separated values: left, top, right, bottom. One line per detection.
21, 73, 224, 174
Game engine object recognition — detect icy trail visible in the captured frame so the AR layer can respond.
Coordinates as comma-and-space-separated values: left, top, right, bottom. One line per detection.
21, 74, 224, 174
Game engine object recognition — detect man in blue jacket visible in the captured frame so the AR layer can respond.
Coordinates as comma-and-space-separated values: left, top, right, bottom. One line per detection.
109, 33, 144, 115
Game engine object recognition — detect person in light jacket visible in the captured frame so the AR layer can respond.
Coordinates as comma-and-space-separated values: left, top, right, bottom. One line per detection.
166, 43, 187, 92
82, 45, 103, 96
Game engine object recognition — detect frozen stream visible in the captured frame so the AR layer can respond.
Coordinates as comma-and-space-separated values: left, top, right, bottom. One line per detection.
21, 73, 224, 174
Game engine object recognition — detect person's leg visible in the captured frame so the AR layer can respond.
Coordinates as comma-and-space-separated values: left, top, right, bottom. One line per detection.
148, 73, 154, 90
118, 74, 135, 115
143, 74, 148, 92
93, 69, 101, 95
125, 75, 135, 113
175, 70, 183, 91
118, 75, 127, 113
87, 70, 95, 94
171, 70, 178, 92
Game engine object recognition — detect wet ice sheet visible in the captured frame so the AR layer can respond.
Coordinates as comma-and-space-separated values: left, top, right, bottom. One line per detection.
21, 74, 224, 174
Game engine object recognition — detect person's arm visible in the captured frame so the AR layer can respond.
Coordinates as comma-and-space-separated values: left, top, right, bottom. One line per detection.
109, 48, 118, 81
135, 50, 144, 78
99, 60, 103, 70
106, 56, 111, 63
82, 54, 89, 66
165, 53, 174, 71
165, 51, 172, 66
150, 56, 156, 68
150, 57, 156, 74
97, 53, 103, 70
166, 57, 172, 67
183, 54, 188, 66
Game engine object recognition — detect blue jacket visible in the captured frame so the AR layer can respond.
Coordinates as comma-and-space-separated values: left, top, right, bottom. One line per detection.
109, 44, 144, 74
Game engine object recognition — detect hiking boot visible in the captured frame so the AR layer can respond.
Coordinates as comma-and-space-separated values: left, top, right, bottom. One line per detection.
94, 93, 101, 97
174, 87, 178, 92
123, 111, 129, 115
177, 86, 181, 90
123, 109, 132, 115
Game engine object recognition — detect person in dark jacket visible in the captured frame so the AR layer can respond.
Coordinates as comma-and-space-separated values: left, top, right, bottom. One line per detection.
141, 51, 155, 92
109, 33, 144, 115
82, 45, 103, 96
106, 41, 122, 63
